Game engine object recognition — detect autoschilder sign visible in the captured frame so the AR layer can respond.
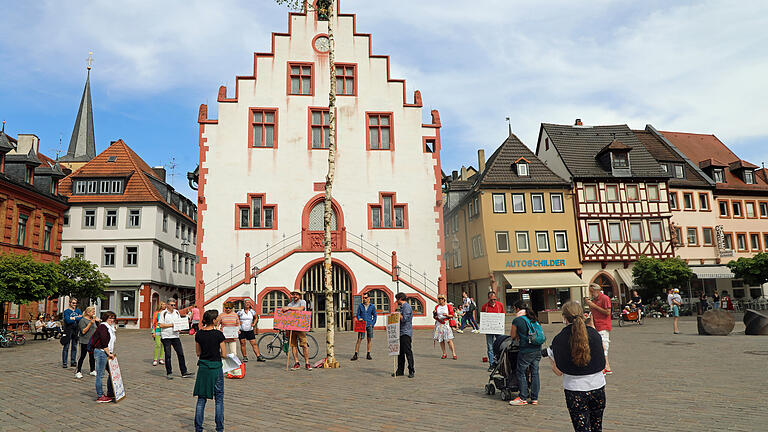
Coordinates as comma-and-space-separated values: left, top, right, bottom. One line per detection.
506, 259, 566, 268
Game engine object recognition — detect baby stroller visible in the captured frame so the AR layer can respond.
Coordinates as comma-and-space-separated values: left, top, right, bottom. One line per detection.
484, 336, 531, 401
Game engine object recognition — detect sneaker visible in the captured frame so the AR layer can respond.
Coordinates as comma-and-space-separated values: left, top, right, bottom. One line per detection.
291, 362, 301, 371
509, 397, 528, 406
181, 372, 195, 378
455, 329, 464, 333
96, 395, 112, 403
152, 360, 158, 366
75, 372, 83, 379
407, 372, 415, 378
89, 371, 97, 376
350, 352, 358, 361
62, 364, 67, 368
366, 352, 372, 360
71, 363, 77, 367
473, 329, 480, 333
531, 400, 539, 405
159, 359, 165, 365
256, 355, 266, 362
242, 356, 248, 363
166, 374, 174, 380
305, 364, 312, 371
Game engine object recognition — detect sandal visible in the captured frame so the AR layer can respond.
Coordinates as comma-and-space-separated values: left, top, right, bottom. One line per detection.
452, 355, 457, 360
441, 354, 447, 359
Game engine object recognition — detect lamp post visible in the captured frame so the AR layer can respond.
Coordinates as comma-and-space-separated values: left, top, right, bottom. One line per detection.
394, 264, 401, 295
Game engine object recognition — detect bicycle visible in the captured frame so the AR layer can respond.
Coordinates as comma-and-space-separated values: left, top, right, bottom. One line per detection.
0, 329, 25, 347
257, 329, 319, 360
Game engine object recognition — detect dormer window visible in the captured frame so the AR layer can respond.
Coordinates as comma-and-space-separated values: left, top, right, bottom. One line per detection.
659, 163, 668, 173
612, 152, 629, 168
514, 157, 530, 176
73, 178, 124, 195
744, 170, 755, 184
673, 164, 685, 179
25, 166, 33, 184
713, 168, 725, 183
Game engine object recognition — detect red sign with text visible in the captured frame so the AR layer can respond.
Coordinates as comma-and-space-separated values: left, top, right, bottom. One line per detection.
353, 319, 367, 333
273, 310, 312, 332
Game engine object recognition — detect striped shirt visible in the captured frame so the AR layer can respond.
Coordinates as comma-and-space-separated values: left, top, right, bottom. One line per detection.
219, 312, 239, 328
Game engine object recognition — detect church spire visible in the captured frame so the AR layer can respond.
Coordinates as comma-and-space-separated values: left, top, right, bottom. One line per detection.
60, 52, 96, 163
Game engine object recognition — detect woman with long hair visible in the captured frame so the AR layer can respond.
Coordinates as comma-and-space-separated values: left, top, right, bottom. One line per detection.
193, 309, 226, 432
509, 300, 544, 406
75, 306, 99, 378
151, 302, 166, 366
548, 301, 606, 431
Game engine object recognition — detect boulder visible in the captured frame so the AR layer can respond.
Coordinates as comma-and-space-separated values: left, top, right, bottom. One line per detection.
697, 310, 735, 336
744, 309, 768, 336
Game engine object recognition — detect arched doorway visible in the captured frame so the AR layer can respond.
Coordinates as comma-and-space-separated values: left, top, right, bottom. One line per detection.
301, 195, 346, 250
298, 260, 354, 330
593, 273, 615, 299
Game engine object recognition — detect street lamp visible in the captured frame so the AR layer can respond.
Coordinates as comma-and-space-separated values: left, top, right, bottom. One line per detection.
394, 264, 401, 294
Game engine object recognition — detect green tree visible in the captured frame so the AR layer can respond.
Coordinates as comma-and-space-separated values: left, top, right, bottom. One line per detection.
632, 255, 693, 297
56, 256, 111, 302
0, 253, 60, 325
727, 252, 768, 287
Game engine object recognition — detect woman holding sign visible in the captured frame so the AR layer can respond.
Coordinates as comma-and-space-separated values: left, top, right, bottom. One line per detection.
219, 303, 241, 360
433, 295, 458, 360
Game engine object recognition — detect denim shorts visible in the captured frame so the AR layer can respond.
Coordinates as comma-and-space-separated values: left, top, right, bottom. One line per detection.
357, 326, 374, 339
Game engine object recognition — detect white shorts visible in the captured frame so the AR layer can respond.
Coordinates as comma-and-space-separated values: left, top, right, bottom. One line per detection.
598, 330, 610, 355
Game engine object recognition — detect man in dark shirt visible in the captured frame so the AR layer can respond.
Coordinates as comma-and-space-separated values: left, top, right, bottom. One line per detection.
393, 292, 414, 378
62, 298, 82, 368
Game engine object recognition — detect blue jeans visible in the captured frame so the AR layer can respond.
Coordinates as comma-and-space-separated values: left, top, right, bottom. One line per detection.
61, 329, 77, 365
486, 334, 502, 364
461, 313, 478, 330
517, 350, 541, 401
195, 369, 224, 432
94, 349, 114, 398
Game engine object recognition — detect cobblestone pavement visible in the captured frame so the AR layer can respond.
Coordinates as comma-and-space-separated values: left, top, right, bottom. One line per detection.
1, 315, 767, 431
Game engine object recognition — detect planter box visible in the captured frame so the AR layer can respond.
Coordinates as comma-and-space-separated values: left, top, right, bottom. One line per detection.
538, 310, 562, 324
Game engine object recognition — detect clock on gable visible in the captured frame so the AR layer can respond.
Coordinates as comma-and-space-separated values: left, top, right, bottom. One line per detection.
313, 35, 330, 53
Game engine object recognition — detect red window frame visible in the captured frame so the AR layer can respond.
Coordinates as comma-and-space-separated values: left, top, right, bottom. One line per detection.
308, 107, 335, 150
234, 193, 278, 230
366, 112, 394, 151
698, 193, 711, 211
248, 108, 278, 148
718, 200, 730, 218
744, 200, 758, 219
287, 62, 314, 96
749, 232, 762, 251
759, 201, 768, 219
682, 192, 695, 211
701, 227, 714, 246
735, 232, 748, 251
335, 63, 357, 96
368, 192, 408, 229
732, 200, 744, 218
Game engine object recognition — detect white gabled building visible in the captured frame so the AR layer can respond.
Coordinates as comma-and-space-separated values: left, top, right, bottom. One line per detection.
192, 3, 445, 330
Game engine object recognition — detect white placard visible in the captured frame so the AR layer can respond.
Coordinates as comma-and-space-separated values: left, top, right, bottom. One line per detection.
222, 326, 239, 339
222, 354, 242, 373
479, 312, 505, 335
108, 357, 126, 402
172, 318, 189, 331
386, 313, 400, 356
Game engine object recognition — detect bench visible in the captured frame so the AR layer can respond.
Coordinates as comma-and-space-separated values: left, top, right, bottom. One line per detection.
31, 328, 48, 340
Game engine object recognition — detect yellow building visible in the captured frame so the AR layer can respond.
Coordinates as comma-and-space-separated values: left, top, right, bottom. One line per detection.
444, 135, 585, 314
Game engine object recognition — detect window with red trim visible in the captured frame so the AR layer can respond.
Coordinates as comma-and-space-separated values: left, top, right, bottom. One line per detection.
335, 64, 356, 96
236, 194, 277, 230
406, 297, 424, 314
250, 109, 277, 148
369, 193, 407, 229
288, 63, 313, 95
366, 113, 393, 150
261, 290, 289, 315
365, 289, 390, 313
310, 108, 330, 149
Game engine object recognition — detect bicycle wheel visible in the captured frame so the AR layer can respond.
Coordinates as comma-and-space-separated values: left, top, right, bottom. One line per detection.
305, 333, 319, 360
257, 333, 283, 360
0, 338, 10, 348
15, 335, 25, 346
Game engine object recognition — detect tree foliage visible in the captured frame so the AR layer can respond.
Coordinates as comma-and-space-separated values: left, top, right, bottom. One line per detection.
632, 255, 692, 297
0, 253, 60, 304
727, 253, 768, 287
57, 256, 111, 301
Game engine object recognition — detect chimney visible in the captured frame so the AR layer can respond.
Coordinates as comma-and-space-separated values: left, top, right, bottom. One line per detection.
478, 149, 486, 173
451, 170, 458, 181
575, 119, 583, 126
152, 166, 167, 182
16, 134, 39, 155
460, 166, 468, 180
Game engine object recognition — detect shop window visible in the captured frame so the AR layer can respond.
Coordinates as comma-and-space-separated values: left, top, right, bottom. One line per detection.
366, 289, 390, 313
250, 109, 277, 148
369, 193, 407, 229
366, 113, 393, 150
288, 62, 313, 95
495, 231, 510, 252
119, 290, 136, 317
310, 108, 331, 149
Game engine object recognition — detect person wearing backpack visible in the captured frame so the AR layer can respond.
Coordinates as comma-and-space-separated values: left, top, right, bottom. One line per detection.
509, 300, 545, 406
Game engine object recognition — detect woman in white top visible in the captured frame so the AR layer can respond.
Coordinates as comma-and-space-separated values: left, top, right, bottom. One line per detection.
547, 301, 606, 432
433, 295, 457, 360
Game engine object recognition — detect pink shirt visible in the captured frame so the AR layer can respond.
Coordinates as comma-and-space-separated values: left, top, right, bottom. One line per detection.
591, 293, 612, 332
191, 307, 201, 321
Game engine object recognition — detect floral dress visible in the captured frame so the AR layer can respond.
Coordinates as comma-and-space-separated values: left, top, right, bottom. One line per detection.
433, 304, 454, 342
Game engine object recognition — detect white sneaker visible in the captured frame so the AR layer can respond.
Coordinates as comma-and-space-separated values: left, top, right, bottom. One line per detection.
472, 329, 480, 334
89, 371, 97, 376
75, 372, 83, 379
455, 329, 464, 333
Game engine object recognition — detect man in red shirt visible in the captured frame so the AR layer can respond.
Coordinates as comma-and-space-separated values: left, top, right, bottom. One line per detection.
585, 283, 612, 374
482, 274, 506, 371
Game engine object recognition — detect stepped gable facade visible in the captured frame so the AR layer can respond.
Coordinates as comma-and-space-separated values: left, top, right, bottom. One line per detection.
194, 3, 444, 330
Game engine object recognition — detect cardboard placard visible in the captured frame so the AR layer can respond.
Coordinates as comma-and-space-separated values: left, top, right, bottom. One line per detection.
479, 312, 505, 335
386, 313, 400, 356
222, 354, 242, 373
353, 319, 367, 333
108, 357, 126, 402
273, 310, 311, 332
222, 326, 239, 339
172, 318, 189, 331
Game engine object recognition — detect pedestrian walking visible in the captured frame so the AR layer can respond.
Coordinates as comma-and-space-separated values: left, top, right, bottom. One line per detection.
433, 294, 457, 359
193, 309, 226, 432
585, 283, 612, 375
151, 302, 166, 366
75, 306, 99, 379
61, 298, 82, 368
393, 292, 414, 378
219, 303, 240, 361
281, 291, 311, 371
669, 288, 682, 334
157, 298, 194, 379
351, 292, 377, 361
457, 291, 479, 333
481, 289, 505, 371
91, 311, 117, 403
548, 301, 606, 431
189, 305, 201, 335
238, 300, 265, 362
508, 301, 544, 406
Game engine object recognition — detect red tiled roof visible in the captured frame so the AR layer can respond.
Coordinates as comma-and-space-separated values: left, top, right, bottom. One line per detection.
698, 158, 728, 169
660, 131, 768, 192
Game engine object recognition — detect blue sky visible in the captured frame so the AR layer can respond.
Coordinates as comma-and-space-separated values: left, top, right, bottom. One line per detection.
1, 0, 767, 200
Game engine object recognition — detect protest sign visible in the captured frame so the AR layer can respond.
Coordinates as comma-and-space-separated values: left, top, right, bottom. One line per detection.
172, 318, 189, 331
222, 326, 239, 339
222, 354, 242, 373
353, 319, 367, 333
108, 357, 126, 402
386, 313, 400, 356
479, 312, 505, 334
273, 310, 311, 332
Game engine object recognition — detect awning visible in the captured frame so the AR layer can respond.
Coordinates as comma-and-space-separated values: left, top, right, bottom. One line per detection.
614, 268, 638, 289
503, 272, 588, 292
691, 266, 735, 279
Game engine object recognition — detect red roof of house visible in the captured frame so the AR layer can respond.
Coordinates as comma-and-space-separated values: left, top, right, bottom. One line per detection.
660, 131, 768, 193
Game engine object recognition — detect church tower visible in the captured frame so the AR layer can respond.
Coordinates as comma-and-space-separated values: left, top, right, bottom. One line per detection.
58, 52, 96, 171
